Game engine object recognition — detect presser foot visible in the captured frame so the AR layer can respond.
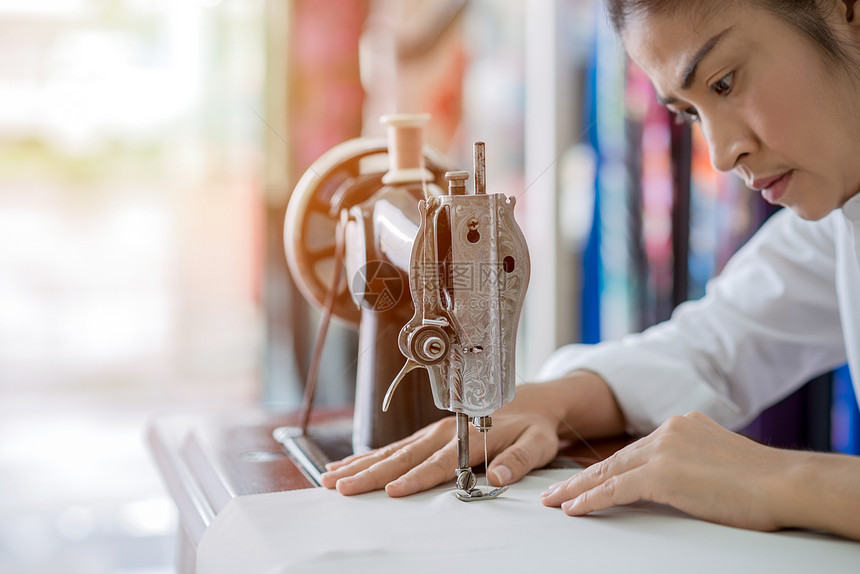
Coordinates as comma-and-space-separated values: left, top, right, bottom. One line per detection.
455, 484, 509, 502
454, 467, 508, 501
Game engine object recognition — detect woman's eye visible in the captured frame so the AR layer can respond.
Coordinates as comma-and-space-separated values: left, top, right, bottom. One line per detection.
710, 72, 734, 96
674, 107, 700, 125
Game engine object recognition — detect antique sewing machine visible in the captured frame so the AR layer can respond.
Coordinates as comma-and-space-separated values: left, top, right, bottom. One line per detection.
274, 114, 529, 500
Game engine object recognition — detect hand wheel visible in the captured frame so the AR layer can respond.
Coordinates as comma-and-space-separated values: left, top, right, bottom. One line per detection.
283, 137, 451, 328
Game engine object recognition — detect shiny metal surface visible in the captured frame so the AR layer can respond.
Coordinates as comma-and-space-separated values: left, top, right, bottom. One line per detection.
455, 485, 509, 502
384, 143, 530, 500
392, 148, 530, 418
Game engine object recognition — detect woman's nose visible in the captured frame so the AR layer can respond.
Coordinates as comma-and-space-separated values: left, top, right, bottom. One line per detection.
703, 115, 758, 172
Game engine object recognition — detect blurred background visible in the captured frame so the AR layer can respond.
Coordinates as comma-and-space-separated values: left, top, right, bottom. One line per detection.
0, 1, 262, 572
1, 1, 857, 573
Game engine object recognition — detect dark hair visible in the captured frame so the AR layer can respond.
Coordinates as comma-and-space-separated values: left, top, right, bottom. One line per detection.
606, 0, 857, 68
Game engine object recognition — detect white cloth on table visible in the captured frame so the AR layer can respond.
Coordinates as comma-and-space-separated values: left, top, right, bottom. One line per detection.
197, 468, 860, 573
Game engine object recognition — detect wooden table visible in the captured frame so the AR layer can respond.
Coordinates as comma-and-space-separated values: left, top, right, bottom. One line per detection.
147, 409, 628, 573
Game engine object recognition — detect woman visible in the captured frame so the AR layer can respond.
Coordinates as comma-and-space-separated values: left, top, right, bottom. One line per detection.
321, 0, 860, 541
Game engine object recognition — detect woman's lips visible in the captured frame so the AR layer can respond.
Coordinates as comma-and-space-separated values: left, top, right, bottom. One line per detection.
752, 170, 793, 204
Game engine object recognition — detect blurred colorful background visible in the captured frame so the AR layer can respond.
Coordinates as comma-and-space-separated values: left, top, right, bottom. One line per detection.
0, 1, 263, 572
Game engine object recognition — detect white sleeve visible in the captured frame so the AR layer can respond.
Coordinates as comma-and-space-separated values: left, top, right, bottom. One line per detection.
537, 210, 848, 435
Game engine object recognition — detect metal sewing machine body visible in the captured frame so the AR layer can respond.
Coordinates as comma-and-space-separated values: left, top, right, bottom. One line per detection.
279, 114, 529, 501
383, 143, 530, 501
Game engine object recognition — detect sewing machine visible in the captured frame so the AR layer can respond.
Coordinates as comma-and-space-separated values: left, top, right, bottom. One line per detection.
274, 114, 529, 500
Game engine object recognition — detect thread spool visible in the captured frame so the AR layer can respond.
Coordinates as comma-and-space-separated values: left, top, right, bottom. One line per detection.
380, 114, 435, 185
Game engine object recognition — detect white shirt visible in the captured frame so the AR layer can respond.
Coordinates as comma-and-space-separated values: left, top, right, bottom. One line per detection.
537, 193, 860, 435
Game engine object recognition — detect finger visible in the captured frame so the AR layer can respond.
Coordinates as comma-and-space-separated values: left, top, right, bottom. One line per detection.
320, 422, 443, 488
319, 445, 398, 489
487, 425, 558, 487
324, 455, 361, 472
332, 424, 454, 495
560, 467, 650, 516
540, 439, 648, 507
323, 426, 432, 472
323, 447, 392, 476
321, 437, 421, 482
385, 442, 459, 497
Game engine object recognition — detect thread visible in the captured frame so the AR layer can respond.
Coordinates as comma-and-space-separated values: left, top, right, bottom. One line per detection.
380, 114, 434, 185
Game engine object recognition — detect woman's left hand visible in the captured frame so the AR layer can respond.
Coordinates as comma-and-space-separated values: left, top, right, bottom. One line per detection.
540, 411, 799, 531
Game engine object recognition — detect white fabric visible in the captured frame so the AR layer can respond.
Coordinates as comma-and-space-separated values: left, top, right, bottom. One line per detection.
538, 194, 860, 435
196, 468, 860, 573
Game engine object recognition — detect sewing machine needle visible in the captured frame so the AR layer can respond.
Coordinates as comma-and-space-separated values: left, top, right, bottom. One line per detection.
483, 430, 489, 489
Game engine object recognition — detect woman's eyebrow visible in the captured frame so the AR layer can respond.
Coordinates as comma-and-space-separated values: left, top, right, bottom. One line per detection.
680, 27, 734, 90
656, 26, 735, 107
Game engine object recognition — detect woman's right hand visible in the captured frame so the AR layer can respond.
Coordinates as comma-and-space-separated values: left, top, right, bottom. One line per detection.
319, 372, 625, 497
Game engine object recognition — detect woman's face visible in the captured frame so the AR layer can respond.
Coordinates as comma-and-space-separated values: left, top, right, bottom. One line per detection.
623, 2, 860, 220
